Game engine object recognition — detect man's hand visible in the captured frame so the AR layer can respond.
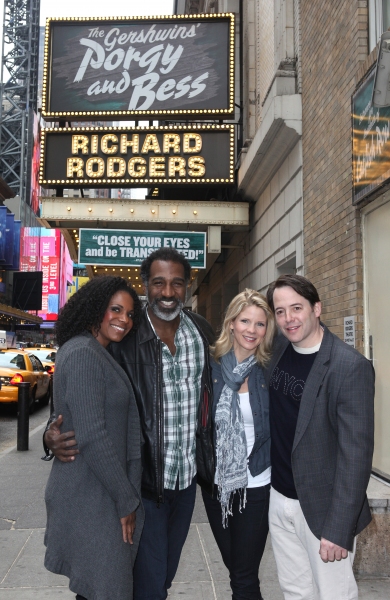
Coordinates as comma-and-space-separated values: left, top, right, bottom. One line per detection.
120, 512, 136, 544
44, 415, 79, 462
319, 538, 348, 562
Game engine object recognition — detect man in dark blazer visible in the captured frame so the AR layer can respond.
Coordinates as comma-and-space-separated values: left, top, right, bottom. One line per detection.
265, 274, 374, 600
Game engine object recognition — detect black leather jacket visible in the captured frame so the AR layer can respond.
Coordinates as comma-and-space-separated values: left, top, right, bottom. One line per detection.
110, 308, 215, 503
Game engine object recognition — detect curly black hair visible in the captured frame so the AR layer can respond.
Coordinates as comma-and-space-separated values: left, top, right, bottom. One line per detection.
140, 247, 191, 285
55, 276, 141, 347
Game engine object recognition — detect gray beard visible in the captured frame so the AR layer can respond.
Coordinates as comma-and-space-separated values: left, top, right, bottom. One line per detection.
148, 297, 184, 321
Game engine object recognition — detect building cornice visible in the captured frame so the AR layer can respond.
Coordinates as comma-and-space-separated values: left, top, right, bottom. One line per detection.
238, 92, 302, 200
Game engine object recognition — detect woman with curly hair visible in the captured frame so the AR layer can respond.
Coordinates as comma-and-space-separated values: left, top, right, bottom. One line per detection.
202, 289, 275, 600
44, 276, 144, 600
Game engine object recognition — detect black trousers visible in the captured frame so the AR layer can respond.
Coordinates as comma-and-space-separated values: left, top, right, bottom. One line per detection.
202, 484, 270, 600
76, 596, 87, 600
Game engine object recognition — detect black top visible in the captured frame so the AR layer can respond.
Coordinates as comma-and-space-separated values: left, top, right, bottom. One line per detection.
269, 343, 318, 499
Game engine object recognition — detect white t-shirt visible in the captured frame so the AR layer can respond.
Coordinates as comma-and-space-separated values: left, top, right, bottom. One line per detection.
239, 391, 271, 488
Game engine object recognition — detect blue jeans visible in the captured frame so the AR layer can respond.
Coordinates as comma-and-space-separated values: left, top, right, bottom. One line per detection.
133, 477, 197, 600
202, 484, 270, 600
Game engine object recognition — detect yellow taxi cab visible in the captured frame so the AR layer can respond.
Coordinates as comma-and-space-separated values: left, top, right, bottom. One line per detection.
0, 349, 51, 411
25, 347, 56, 376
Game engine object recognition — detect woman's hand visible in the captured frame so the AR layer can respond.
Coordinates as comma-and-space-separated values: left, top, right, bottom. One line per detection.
120, 512, 136, 544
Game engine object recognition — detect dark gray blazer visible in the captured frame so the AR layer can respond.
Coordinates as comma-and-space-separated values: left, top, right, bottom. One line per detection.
265, 325, 375, 551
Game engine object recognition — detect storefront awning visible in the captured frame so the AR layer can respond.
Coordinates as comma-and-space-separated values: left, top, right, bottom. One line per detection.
0, 303, 43, 324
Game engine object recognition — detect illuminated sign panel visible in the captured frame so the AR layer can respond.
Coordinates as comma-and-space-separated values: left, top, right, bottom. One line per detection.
19, 228, 71, 321
79, 229, 206, 268
352, 70, 390, 203
39, 124, 234, 187
42, 14, 234, 120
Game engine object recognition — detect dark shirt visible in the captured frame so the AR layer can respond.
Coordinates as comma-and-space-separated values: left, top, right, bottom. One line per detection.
269, 343, 318, 499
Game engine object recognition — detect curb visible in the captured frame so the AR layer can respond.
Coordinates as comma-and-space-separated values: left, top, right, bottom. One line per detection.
0, 420, 48, 461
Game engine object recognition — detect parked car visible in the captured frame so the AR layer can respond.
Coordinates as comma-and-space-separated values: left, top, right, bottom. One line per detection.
0, 350, 51, 411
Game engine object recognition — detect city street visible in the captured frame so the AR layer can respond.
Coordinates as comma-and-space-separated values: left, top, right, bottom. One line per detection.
0, 423, 389, 599
1, 1, 390, 599
0, 402, 51, 454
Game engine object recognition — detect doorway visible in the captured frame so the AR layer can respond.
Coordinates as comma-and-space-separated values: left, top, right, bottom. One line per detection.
363, 197, 390, 479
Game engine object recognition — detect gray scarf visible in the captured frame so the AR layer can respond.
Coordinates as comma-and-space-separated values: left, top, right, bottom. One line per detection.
214, 349, 256, 526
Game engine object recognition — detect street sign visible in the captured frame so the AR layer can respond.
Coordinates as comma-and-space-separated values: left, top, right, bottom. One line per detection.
42, 14, 234, 120
39, 124, 235, 187
79, 229, 207, 268
343, 316, 355, 348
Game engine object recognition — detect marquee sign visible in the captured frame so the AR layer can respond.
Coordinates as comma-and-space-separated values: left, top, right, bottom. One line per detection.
79, 229, 206, 268
42, 13, 234, 120
39, 124, 235, 187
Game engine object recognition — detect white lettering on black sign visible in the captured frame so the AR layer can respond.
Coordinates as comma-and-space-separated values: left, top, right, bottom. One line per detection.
48, 19, 229, 114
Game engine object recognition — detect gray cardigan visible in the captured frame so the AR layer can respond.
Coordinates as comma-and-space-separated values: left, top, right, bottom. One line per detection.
44, 333, 144, 600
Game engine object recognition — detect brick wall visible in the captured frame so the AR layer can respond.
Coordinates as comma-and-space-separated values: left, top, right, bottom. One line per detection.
301, 0, 368, 350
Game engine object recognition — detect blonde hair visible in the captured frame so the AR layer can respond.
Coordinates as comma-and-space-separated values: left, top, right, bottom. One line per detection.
212, 288, 275, 366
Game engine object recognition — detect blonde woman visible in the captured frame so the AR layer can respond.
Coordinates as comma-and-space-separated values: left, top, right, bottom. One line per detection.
202, 289, 275, 600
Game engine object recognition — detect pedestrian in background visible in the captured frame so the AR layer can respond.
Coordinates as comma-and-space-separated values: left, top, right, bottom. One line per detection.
202, 289, 275, 600
44, 276, 144, 600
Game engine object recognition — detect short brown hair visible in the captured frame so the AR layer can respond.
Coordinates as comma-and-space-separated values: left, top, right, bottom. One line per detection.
266, 274, 321, 312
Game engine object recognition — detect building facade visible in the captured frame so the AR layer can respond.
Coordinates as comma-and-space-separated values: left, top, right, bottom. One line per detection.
177, 0, 390, 480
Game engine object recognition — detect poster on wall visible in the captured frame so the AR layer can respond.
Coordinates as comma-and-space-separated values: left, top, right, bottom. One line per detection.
352, 70, 390, 203
41, 14, 234, 120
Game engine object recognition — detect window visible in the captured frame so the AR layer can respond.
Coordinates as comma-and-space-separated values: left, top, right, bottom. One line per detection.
369, 0, 390, 51
29, 354, 44, 372
0, 352, 26, 370
277, 255, 297, 277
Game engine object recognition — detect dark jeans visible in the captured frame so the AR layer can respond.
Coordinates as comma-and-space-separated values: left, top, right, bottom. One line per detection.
202, 484, 270, 600
133, 476, 197, 600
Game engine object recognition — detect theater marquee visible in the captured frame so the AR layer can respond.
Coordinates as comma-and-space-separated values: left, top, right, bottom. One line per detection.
42, 13, 234, 120
39, 125, 235, 187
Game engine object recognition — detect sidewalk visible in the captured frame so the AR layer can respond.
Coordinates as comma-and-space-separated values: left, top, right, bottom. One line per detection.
0, 424, 389, 599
